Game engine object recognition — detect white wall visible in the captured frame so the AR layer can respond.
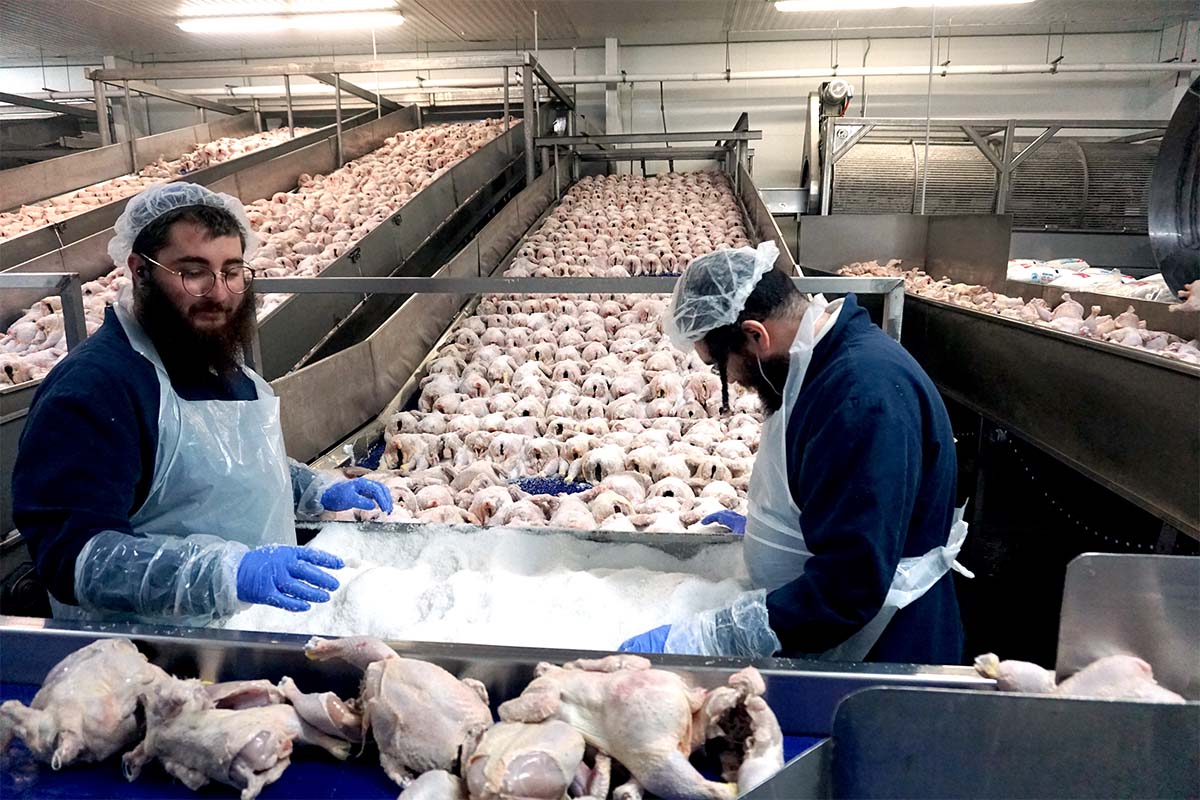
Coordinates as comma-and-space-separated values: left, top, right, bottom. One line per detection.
4, 22, 1195, 186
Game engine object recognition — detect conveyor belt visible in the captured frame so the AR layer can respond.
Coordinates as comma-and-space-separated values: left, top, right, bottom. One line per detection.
1, 679, 822, 800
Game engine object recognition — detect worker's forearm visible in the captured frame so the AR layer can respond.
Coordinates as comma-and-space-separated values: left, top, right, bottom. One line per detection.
74, 531, 247, 621
289, 458, 337, 520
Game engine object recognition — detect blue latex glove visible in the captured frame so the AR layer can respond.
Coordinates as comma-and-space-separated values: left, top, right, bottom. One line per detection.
236, 545, 344, 612
619, 624, 672, 654
702, 510, 746, 534
321, 478, 394, 513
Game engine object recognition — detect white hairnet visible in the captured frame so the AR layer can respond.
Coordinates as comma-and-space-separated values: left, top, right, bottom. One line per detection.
107, 182, 260, 268
664, 240, 780, 351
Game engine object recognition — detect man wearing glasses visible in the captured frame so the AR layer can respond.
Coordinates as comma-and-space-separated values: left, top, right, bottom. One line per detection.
12, 182, 391, 626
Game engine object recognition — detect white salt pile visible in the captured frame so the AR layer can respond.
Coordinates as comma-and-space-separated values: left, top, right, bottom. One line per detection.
224, 523, 748, 651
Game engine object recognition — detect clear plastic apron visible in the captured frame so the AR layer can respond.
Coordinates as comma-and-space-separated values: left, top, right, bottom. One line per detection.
744, 297, 972, 662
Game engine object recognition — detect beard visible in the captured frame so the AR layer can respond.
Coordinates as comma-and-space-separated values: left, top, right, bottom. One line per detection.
742, 354, 790, 414
134, 275, 255, 379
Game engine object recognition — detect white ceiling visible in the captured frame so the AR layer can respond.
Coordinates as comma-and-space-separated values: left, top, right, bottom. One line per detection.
1, 0, 1196, 64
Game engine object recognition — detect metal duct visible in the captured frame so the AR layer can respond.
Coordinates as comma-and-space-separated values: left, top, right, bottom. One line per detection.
832, 140, 1158, 233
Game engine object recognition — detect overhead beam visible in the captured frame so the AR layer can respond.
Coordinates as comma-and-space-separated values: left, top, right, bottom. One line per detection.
108, 79, 243, 115
538, 130, 761, 146
308, 73, 401, 113
0, 91, 97, 120
89, 54, 523, 82
526, 54, 575, 111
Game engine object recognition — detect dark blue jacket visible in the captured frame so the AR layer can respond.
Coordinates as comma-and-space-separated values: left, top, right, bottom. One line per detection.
12, 306, 257, 605
765, 294, 964, 665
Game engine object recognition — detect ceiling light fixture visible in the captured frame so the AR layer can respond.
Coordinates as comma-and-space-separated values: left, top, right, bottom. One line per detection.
177, 10, 404, 33
775, 0, 1035, 11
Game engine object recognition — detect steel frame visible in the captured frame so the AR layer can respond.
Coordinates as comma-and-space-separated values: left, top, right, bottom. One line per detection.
0, 273, 87, 351
819, 116, 1171, 216
0, 91, 97, 120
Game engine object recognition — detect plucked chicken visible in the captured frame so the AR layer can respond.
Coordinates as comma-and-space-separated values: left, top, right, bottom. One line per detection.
974, 652, 1186, 702
329, 172, 763, 534
0, 119, 505, 386
497, 654, 782, 800
841, 260, 1200, 366
304, 635, 493, 788
0, 638, 173, 769
122, 678, 353, 800
464, 720, 605, 800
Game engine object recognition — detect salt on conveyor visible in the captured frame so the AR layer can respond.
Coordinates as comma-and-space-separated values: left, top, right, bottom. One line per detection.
224, 523, 748, 651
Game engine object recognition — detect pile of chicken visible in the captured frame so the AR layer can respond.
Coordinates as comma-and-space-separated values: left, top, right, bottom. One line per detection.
330, 172, 764, 534
840, 259, 1200, 366
1, 636, 785, 800
0, 119, 506, 387
0, 127, 313, 242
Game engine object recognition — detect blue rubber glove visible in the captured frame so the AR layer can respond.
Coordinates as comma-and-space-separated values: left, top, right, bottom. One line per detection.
701, 510, 746, 534
619, 624, 672, 654
236, 545, 344, 612
320, 478, 394, 513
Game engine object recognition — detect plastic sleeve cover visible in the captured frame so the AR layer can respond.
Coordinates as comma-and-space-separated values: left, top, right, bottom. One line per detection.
73, 530, 249, 621
289, 458, 339, 520
664, 588, 781, 658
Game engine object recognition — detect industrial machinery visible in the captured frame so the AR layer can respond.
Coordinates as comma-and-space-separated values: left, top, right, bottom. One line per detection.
2, 554, 1193, 798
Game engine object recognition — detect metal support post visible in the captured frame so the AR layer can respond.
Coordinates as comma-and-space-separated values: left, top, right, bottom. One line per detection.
93, 78, 112, 146
284, 74, 295, 137
252, 98, 263, 132
59, 275, 88, 351
122, 80, 136, 171
882, 283, 905, 340
201, 107, 207, 123
523, 67, 535, 186
553, 146, 560, 199
996, 120, 1015, 214
334, 73, 344, 166
819, 117, 836, 215
502, 66, 510, 129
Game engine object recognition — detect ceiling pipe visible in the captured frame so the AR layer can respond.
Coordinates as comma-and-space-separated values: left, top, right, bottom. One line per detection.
16, 60, 1200, 104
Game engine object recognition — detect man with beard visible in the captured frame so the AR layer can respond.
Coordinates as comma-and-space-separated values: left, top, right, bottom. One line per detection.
13, 183, 392, 626
619, 242, 969, 664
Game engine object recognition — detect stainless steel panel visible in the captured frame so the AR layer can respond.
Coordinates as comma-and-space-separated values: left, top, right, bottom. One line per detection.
742, 740, 830, 800
131, 112, 257, 170
798, 215, 930, 272
926, 214, 1012, 291
758, 188, 809, 216
273, 340, 377, 462
1056, 553, 1200, 699
338, 106, 419, 163
739, 164, 798, 274
831, 687, 1199, 799
901, 296, 1199, 536
0, 619, 989, 740
0, 142, 132, 213
0, 401, 28, 534
1009, 230, 1155, 270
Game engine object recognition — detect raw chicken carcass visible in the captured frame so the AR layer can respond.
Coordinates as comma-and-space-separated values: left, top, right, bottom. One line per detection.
974, 652, 1185, 703
499, 655, 742, 800
304, 635, 493, 787
123, 678, 351, 800
0, 638, 172, 769
464, 720, 608, 800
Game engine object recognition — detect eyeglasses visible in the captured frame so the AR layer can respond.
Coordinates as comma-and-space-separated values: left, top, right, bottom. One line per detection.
138, 253, 255, 298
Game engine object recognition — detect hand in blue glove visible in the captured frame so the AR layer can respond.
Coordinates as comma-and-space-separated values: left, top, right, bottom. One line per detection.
701, 510, 746, 534
236, 545, 344, 612
619, 624, 672, 654
321, 478, 394, 513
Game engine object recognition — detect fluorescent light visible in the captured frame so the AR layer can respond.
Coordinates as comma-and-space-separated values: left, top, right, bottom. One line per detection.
776, 0, 1035, 10
178, 10, 404, 33
178, 1, 398, 15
